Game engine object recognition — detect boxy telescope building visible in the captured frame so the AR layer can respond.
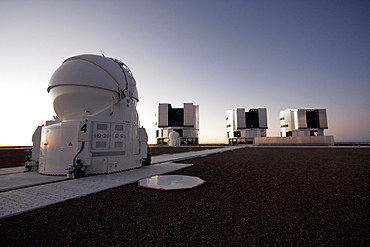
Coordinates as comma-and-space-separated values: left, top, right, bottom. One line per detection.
156, 103, 199, 145
280, 109, 328, 137
226, 108, 268, 144
254, 108, 334, 146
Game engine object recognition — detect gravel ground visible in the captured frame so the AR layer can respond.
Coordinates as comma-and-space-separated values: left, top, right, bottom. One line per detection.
0, 148, 31, 168
0, 147, 369, 246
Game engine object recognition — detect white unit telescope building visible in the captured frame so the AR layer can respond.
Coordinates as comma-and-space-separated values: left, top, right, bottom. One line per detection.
156, 103, 199, 145
254, 108, 334, 146
280, 109, 328, 137
226, 108, 268, 144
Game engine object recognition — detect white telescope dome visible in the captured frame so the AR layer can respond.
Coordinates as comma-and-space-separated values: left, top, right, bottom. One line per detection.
169, 131, 180, 138
48, 54, 139, 120
168, 131, 180, 146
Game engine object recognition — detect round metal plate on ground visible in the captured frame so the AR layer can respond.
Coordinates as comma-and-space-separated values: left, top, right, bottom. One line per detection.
137, 175, 206, 191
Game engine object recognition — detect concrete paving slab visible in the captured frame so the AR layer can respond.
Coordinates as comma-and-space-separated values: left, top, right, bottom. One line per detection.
151, 146, 245, 164
0, 166, 25, 175
0, 172, 67, 192
0, 146, 245, 219
0, 146, 244, 192
0, 162, 192, 219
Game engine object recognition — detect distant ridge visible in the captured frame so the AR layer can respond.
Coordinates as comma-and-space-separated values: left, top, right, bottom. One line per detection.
334, 142, 369, 146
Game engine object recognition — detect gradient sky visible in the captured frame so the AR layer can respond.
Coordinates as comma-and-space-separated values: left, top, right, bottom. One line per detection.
1, 0, 369, 145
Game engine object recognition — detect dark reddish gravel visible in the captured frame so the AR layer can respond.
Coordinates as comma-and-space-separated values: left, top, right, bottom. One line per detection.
0, 147, 369, 246
0, 148, 31, 168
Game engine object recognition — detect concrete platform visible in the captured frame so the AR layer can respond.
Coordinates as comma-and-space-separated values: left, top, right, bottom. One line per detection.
0, 166, 25, 175
0, 162, 192, 219
0, 172, 67, 192
150, 146, 245, 164
0, 146, 245, 219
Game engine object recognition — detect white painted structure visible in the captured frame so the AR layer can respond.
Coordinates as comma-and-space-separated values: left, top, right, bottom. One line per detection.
226, 108, 268, 144
156, 103, 199, 145
254, 108, 333, 146
168, 131, 181, 146
254, 136, 334, 146
280, 109, 328, 137
31, 54, 149, 176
